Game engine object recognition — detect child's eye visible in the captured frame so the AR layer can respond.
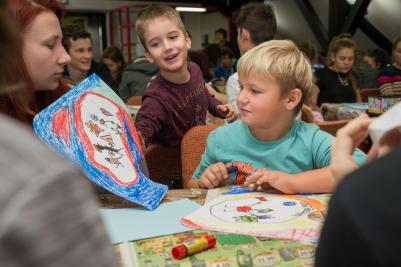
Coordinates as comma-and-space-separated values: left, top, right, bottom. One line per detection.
45, 43, 55, 50
169, 35, 178, 40
251, 88, 260, 94
150, 42, 159, 48
239, 84, 243, 91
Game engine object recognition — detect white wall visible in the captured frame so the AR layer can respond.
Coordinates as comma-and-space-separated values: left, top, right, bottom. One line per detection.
183, 11, 229, 50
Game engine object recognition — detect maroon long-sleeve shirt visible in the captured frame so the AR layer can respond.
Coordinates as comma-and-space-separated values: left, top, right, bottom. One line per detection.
135, 62, 222, 147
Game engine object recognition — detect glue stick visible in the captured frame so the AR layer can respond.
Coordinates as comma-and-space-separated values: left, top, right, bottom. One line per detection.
171, 235, 216, 259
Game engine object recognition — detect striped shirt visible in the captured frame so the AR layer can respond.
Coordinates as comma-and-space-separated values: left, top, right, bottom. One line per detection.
377, 65, 401, 96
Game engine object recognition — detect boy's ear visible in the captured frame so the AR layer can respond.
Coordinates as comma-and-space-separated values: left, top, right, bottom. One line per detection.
239, 28, 250, 42
185, 32, 191, 49
285, 88, 302, 111
144, 51, 154, 63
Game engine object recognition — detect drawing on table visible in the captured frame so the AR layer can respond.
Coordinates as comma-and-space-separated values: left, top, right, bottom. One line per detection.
182, 192, 329, 242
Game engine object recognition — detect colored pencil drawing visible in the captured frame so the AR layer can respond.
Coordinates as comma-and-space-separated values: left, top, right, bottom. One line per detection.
182, 192, 329, 242
34, 74, 167, 210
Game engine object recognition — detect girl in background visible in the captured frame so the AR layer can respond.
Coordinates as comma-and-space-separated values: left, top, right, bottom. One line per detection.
315, 34, 361, 106
102, 46, 126, 89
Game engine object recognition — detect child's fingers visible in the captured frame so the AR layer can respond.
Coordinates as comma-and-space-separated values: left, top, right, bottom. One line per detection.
226, 113, 237, 123
217, 105, 228, 113
203, 171, 221, 187
366, 144, 378, 162
199, 176, 214, 189
244, 172, 263, 185
214, 162, 229, 180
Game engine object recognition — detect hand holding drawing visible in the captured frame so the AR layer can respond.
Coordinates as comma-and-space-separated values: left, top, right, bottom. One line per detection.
198, 162, 231, 189
368, 128, 401, 160
330, 114, 374, 183
244, 169, 297, 194
216, 104, 237, 123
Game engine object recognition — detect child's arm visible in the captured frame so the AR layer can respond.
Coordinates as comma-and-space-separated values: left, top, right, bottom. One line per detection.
205, 88, 237, 123
205, 83, 227, 104
134, 97, 166, 147
244, 167, 335, 194
187, 162, 230, 189
216, 104, 238, 123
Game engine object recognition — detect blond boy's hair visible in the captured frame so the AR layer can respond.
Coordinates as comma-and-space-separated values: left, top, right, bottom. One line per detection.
136, 4, 186, 50
237, 40, 314, 114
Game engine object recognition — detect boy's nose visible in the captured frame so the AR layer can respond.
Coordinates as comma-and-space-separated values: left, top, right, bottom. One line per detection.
236, 91, 248, 106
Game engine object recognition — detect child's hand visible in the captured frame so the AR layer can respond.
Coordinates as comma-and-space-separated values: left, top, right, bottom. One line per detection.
244, 169, 296, 194
331, 114, 373, 182
198, 162, 230, 189
217, 104, 238, 123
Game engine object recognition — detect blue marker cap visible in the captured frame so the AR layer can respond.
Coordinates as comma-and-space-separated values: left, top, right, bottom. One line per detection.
226, 165, 238, 174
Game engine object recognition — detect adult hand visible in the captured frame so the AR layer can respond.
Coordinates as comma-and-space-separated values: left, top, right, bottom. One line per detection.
330, 114, 374, 183
368, 128, 401, 160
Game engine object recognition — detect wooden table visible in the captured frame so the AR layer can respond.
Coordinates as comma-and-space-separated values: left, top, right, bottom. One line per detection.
97, 188, 207, 209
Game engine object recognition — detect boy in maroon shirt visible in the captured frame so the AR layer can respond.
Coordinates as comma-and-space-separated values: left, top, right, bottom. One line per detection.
135, 4, 236, 147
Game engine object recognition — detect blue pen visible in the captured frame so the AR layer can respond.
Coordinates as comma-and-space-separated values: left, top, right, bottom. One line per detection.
226, 165, 238, 174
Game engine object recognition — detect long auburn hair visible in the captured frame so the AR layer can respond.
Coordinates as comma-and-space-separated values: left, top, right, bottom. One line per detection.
0, 0, 69, 124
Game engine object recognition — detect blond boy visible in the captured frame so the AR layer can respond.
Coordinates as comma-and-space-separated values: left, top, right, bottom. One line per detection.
187, 40, 366, 193
134, 4, 236, 148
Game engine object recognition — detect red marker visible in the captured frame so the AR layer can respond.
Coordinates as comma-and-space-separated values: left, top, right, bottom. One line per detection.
171, 235, 216, 260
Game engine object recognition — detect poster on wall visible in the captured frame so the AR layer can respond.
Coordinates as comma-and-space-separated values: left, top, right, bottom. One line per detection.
33, 74, 167, 210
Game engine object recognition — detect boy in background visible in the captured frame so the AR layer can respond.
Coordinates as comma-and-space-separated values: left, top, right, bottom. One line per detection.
135, 4, 236, 148
187, 40, 366, 192
226, 2, 277, 107
62, 27, 116, 93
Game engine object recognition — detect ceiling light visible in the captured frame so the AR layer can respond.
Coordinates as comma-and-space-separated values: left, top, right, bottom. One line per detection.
175, 7, 207, 12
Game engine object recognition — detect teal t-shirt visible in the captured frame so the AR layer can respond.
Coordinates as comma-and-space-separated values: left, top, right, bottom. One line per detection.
192, 120, 366, 184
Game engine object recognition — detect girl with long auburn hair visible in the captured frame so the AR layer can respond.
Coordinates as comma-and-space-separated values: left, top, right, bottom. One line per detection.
0, 0, 71, 124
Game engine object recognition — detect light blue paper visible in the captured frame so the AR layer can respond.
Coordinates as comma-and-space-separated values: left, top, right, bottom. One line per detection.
99, 199, 201, 244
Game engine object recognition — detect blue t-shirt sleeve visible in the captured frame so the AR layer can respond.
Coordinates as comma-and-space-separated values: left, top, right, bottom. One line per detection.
312, 129, 367, 168
192, 131, 218, 179
311, 130, 335, 168
352, 148, 367, 166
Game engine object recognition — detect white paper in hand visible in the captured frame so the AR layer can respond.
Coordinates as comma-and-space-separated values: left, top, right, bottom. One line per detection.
369, 101, 401, 144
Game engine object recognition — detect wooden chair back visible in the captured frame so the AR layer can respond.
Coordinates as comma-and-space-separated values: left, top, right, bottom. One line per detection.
181, 124, 220, 187
126, 96, 143, 105
315, 119, 350, 136
145, 144, 182, 188
301, 105, 314, 123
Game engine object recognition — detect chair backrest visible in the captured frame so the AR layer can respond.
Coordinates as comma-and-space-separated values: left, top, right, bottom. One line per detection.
126, 95, 142, 105
181, 124, 220, 187
315, 119, 350, 136
145, 144, 181, 188
360, 88, 380, 102
301, 105, 314, 123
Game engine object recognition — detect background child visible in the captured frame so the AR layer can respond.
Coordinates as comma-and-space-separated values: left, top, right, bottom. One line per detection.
186, 40, 366, 193
134, 4, 236, 148
226, 2, 277, 108
303, 83, 324, 123
102, 46, 126, 89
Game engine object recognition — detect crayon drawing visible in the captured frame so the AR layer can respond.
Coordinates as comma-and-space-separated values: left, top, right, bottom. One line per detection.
182, 192, 329, 242
34, 74, 167, 210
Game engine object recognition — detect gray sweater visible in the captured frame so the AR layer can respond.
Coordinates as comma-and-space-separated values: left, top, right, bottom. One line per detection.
0, 115, 118, 267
